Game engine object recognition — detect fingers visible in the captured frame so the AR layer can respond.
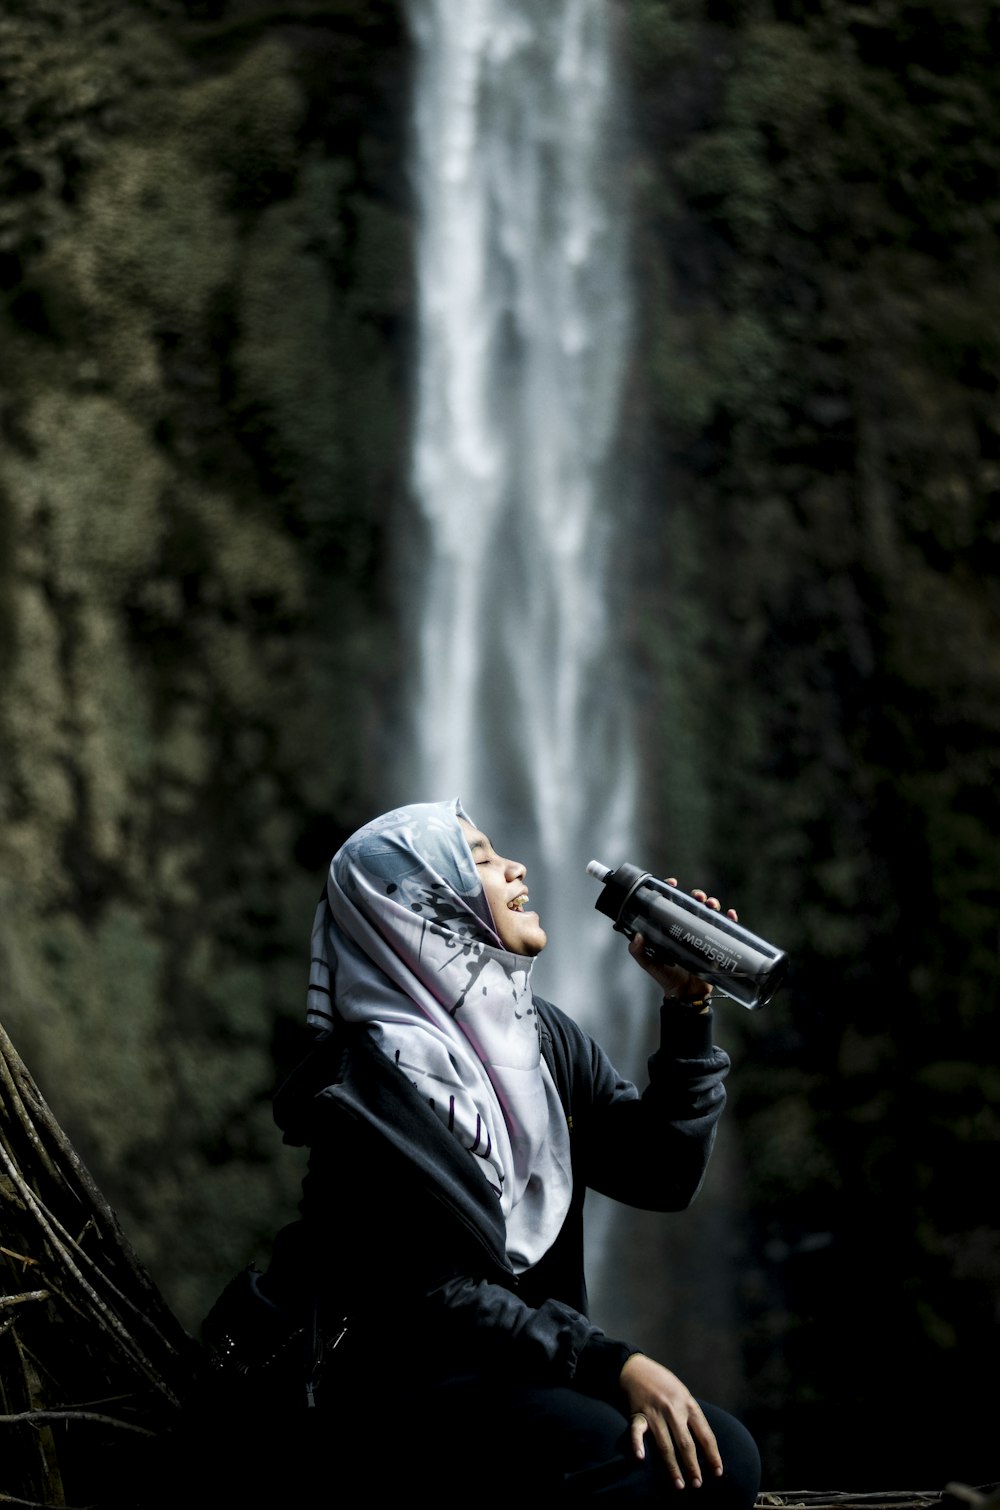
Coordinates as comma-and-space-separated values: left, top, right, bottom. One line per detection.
646, 1409, 693, 1490
668, 878, 739, 923
691, 1405, 724, 1480
630, 940, 699, 999
620, 1357, 725, 1489
645, 1402, 722, 1490
692, 888, 738, 923
628, 933, 659, 975
629, 1411, 648, 1462
629, 936, 715, 1006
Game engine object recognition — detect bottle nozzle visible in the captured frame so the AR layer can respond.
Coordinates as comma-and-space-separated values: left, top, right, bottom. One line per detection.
586, 860, 611, 883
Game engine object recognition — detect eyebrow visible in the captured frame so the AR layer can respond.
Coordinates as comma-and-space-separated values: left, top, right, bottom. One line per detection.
467, 833, 493, 854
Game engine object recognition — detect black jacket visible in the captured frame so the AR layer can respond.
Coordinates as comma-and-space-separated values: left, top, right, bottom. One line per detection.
268, 995, 729, 1405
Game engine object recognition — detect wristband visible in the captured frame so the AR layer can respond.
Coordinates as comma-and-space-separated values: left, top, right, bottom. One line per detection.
662, 994, 711, 1013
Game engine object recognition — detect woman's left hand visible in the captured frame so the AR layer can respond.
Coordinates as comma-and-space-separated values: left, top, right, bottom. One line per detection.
620, 1352, 724, 1487
627, 883, 737, 1006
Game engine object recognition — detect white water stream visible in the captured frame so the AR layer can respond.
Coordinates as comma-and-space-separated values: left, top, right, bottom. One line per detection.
401, 0, 639, 1049
399, 2, 746, 1400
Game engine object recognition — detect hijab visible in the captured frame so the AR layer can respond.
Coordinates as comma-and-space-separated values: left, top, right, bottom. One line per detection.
306, 798, 573, 1273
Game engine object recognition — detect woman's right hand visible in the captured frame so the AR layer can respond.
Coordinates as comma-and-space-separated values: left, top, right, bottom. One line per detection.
628, 932, 712, 1004
619, 1352, 724, 1488
627, 880, 738, 1008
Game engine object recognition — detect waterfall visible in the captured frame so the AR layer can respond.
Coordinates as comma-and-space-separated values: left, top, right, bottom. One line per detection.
399, 1, 747, 1407
401, 0, 638, 1048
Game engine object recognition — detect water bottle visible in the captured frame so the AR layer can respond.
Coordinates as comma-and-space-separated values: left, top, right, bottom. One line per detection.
586, 860, 787, 1010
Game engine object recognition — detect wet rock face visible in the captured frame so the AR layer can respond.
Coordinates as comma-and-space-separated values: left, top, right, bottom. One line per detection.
623, 0, 1000, 1488
0, 0, 411, 1328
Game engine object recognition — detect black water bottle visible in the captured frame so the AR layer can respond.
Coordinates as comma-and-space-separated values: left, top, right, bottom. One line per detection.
586, 860, 787, 1010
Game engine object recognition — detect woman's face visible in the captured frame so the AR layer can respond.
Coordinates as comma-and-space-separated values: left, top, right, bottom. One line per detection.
458, 818, 548, 956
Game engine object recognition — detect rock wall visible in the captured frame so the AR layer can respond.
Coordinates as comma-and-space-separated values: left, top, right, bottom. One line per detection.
0, 0, 411, 1325
622, 0, 1000, 1485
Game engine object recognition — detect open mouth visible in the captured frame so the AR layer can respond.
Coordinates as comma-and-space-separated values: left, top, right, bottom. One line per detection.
507, 894, 528, 912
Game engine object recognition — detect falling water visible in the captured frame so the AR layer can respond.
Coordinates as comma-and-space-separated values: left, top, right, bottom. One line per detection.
400, 0, 747, 1403
401, 0, 638, 1047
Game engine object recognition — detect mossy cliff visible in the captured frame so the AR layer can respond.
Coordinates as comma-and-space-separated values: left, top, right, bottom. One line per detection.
0, 0, 411, 1325
623, 0, 999, 1485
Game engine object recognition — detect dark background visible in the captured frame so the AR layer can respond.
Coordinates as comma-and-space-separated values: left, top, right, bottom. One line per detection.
0, 0, 997, 1491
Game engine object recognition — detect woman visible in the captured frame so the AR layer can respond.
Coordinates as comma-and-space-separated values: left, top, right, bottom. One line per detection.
238, 799, 760, 1505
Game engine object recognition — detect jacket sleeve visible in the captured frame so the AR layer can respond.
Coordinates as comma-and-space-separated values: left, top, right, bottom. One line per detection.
542, 997, 730, 1210
416, 1270, 635, 1401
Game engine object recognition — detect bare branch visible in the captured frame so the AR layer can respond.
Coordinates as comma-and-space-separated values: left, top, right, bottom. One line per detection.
0, 1410, 155, 1438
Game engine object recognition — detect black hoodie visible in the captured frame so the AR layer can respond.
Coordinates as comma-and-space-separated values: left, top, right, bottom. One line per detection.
267, 994, 730, 1407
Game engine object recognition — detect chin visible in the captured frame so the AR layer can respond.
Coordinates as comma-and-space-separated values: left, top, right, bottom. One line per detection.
499, 925, 547, 956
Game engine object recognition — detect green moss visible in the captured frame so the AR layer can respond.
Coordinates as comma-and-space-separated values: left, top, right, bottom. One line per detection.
234, 187, 347, 511
674, 126, 774, 249
67, 139, 237, 336
7, 393, 167, 591
625, 0, 703, 77
0, 0, 408, 1338
627, 0, 1000, 1477
27, 909, 171, 1172
181, 39, 304, 205
743, 1085, 842, 1202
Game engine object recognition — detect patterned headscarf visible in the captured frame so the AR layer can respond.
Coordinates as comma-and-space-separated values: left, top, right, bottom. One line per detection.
306, 799, 572, 1272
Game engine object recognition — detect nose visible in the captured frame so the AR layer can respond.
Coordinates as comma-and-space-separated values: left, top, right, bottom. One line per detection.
504, 856, 526, 882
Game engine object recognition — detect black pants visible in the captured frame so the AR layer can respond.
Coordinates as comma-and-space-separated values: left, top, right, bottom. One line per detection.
397, 1376, 761, 1507
185, 1370, 760, 1507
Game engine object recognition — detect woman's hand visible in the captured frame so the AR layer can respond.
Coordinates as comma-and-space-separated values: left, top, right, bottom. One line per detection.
620, 1352, 723, 1488
627, 883, 737, 1007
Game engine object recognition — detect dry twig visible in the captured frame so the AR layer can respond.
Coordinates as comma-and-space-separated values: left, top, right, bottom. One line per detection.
0, 1016, 203, 1507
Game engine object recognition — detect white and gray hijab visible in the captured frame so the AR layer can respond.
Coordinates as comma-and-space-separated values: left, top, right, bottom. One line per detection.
306, 799, 573, 1273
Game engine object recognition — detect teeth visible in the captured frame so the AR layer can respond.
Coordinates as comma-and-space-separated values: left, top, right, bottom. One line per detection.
508, 895, 527, 912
